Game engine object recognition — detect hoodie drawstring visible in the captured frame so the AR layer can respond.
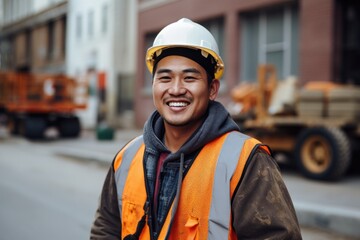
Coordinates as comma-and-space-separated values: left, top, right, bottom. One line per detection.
165, 153, 184, 239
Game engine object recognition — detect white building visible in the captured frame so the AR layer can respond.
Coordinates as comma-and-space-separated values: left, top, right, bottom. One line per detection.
1, 0, 65, 25
66, 0, 137, 129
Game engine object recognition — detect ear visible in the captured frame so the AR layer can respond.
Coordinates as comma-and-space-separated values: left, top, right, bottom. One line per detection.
209, 79, 220, 100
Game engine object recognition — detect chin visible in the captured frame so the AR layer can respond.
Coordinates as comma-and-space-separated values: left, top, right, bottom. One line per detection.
164, 119, 190, 127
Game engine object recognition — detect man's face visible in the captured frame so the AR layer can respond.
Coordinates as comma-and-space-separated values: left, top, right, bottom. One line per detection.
152, 55, 219, 129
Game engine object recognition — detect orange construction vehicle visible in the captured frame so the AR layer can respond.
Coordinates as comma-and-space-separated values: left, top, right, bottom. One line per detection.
0, 72, 87, 139
230, 65, 360, 181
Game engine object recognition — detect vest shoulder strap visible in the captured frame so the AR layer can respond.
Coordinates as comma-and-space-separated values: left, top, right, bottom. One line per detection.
169, 131, 265, 240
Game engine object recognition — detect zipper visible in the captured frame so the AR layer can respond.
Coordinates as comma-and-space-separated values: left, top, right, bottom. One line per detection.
164, 153, 184, 239
143, 152, 156, 240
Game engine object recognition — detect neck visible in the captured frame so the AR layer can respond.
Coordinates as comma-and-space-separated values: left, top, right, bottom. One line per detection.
163, 123, 199, 153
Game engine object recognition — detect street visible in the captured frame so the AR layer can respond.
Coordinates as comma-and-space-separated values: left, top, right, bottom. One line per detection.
0, 137, 106, 240
0, 134, 359, 240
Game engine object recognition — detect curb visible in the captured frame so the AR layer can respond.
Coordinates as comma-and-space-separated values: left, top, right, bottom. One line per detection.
54, 147, 113, 167
295, 202, 360, 238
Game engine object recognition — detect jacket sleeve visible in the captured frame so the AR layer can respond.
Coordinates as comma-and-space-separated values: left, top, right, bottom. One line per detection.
231, 148, 302, 239
90, 163, 121, 239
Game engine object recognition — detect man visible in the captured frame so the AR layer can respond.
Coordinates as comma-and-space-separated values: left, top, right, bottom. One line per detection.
91, 18, 302, 239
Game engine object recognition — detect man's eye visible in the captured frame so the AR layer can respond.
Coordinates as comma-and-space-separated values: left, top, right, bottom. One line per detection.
185, 76, 194, 79
158, 76, 171, 82
184, 76, 196, 80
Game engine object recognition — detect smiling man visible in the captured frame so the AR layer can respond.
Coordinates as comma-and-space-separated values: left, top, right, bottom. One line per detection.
152, 51, 219, 152
90, 18, 302, 240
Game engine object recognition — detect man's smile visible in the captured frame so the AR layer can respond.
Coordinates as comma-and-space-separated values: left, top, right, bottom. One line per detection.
168, 101, 189, 107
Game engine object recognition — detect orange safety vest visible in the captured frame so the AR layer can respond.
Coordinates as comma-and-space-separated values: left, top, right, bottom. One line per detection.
114, 131, 270, 240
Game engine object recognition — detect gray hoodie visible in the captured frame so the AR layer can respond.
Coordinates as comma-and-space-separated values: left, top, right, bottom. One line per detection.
142, 101, 239, 234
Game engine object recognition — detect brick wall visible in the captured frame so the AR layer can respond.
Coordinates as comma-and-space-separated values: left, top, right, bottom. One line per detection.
299, 0, 335, 84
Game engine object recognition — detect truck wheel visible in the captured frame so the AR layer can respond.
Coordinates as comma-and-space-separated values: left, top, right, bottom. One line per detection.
58, 116, 81, 138
22, 117, 47, 140
8, 116, 21, 135
294, 127, 351, 181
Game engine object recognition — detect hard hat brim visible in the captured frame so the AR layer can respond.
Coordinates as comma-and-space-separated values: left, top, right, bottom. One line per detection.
146, 45, 224, 80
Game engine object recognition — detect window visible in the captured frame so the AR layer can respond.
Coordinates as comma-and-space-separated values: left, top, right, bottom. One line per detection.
340, 0, 360, 85
101, 4, 108, 34
26, 29, 32, 63
144, 33, 158, 90
62, 17, 66, 56
117, 73, 134, 114
47, 21, 55, 60
200, 18, 225, 81
76, 14, 82, 39
88, 10, 94, 37
200, 18, 225, 63
240, 6, 298, 81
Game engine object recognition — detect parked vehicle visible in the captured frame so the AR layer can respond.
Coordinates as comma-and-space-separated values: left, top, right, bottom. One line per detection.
0, 72, 87, 139
230, 65, 360, 181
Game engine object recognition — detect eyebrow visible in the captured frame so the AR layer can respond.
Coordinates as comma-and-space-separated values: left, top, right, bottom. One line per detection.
156, 68, 201, 75
156, 68, 172, 74
183, 68, 201, 74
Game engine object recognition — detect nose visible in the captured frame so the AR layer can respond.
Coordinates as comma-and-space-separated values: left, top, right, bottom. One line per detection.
168, 79, 186, 95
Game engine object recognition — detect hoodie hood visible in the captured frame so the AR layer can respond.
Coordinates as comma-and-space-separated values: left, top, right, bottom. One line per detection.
143, 101, 240, 160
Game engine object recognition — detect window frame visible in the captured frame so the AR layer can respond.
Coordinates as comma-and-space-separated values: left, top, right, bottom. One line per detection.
240, 5, 298, 82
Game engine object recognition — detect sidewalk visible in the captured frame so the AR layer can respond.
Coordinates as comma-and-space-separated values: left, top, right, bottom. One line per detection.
53, 129, 360, 239
54, 129, 142, 166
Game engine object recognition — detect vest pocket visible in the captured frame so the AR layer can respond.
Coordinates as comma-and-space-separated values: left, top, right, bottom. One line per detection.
122, 200, 143, 236
184, 215, 199, 240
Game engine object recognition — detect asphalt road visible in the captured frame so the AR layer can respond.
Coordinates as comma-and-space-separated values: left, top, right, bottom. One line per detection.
0, 135, 359, 240
0, 137, 106, 240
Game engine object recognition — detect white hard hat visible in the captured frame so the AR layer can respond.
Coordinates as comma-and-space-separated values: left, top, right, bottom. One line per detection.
146, 18, 224, 79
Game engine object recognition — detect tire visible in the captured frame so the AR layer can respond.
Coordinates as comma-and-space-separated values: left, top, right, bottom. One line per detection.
58, 116, 81, 138
294, 127, 351, 181
7, 114, 26, 135
22, 117, 47, 140
8, 116, 20, 135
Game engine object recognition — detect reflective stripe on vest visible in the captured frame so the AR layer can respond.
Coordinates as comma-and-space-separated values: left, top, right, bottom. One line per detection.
114, 136, 144, 219
114, 131, 268, 239
209, 131, 248, 239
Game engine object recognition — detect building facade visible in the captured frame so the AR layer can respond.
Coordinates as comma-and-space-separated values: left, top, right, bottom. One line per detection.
0, 0, 67, 73
66, 0, 137, 129
135, 0, 360, 127
0, 0, 138, 130
1, 0, 358, 130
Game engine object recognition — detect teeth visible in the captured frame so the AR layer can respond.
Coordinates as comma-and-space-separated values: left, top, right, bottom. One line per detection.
169, 102, 188, 107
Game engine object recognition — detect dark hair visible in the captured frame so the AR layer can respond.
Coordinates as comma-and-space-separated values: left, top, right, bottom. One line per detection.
152, 47, 216, 85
